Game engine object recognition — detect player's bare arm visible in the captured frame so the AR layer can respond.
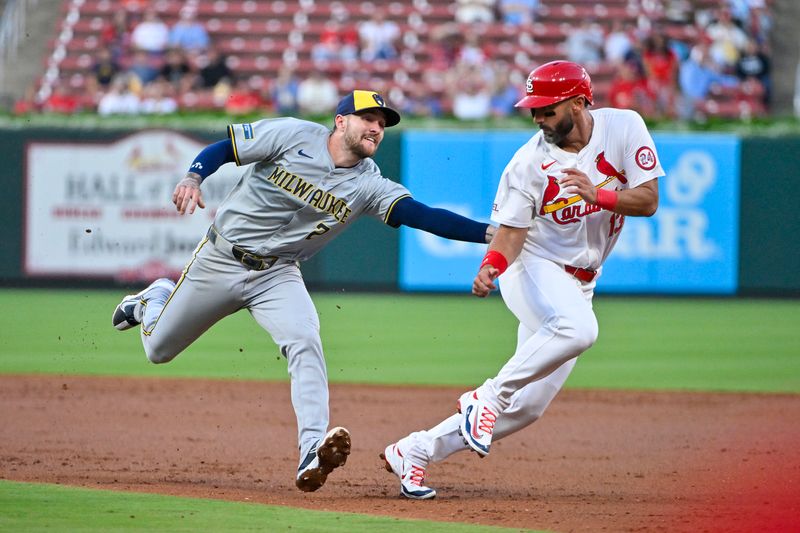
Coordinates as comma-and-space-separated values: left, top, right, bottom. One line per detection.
172, 172, 205, 215
473, 225, 527, 298
559, 169, 658, 217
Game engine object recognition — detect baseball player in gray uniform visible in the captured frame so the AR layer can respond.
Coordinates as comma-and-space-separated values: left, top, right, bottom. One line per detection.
111, 90, 495, 493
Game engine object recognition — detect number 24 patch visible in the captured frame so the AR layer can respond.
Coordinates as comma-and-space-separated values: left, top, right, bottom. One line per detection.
636, 147, 656, 170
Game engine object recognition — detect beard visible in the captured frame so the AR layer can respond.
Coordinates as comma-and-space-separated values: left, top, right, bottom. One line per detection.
540, 114, 574, 145
343, 124, 379, 158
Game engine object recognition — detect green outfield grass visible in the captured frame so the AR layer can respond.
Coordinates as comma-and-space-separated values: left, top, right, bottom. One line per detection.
1, 289, 797, 532
0, 289, 798, 392
0, 480, 532, 533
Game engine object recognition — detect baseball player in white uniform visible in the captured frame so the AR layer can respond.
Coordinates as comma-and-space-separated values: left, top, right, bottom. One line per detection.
382, 61, 663, 499
111, 90, 495, 493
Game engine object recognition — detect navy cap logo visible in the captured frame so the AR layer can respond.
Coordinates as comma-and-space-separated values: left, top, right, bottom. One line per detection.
372, 93, 385, 107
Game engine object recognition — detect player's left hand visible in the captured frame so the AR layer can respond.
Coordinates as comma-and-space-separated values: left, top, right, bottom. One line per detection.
472, 266, 499, 297
559, 168, 597, 204
172, 173, 206, 215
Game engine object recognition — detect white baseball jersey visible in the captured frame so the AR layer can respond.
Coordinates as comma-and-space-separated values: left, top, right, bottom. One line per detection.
492, 108, 664, 271
215, 117, 410, 261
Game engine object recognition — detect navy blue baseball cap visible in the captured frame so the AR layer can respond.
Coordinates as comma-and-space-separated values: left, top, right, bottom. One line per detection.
335, 90, 401, 127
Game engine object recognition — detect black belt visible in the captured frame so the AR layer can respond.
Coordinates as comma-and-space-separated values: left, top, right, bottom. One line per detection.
206, 226, 279, 271
564, 265, 597, 283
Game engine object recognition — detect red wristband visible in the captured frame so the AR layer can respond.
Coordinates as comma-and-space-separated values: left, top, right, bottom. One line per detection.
480, 250, 508, 275
595, 189, 618, 210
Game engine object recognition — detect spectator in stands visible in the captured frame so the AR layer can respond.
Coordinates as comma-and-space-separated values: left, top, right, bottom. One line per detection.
101, 10, 133, 61
168, 9, 210, 53
297, 71, 339, 115
270, 66, 301, 114
744, 0, 771, 46
428, 24, 461, 71
497, 0, 539, 26
225, 79, 265, 115
92, 48, 121, 89
565, 21, 604, 66
488, 62, 521, 118
140, 78, 178, 114
160, 48, 193, 92
450, 66, 491, 120
736, 38, 770, 104
42, 85, 81, 114
131, 8, 170, 55
128, 50, 160, 85
706, 8, 748, 70
678, 42, 739, 120
358, 10, 400, 61
608, 60, 655, 116
642, 32, 679, 119
620, 36, 648, 83
726, 0, 752, 26
455, 0, 495, 24
312, 19, 359, 63
604, 21, 633, 65
457, 31, 488, 67
421, 68, 449, 101
401, 82, 443, 118
98, 75, 142, 116
664, 0, 693, 24
197, 47, 234, 90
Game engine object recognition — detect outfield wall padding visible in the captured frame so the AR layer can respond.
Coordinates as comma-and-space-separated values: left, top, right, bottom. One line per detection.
1, 127, 799, 295
738, 137, 800, 294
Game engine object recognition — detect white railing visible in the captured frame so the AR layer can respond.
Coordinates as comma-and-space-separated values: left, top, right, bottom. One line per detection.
0, 0, 34, 93
0, 0, 25, 60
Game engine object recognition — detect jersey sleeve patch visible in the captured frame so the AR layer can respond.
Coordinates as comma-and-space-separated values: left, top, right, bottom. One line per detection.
635, 146, 657, 170
242, 123, 254, 140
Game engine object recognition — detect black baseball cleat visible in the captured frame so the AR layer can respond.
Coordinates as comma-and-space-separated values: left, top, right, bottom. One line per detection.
295, 427, 351, 492
112, 278, 175, 331
112, 293, 145, 331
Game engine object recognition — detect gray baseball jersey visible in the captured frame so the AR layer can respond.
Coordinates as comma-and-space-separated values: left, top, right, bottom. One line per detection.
126, 117, 415, 477
217, 117, 411, 260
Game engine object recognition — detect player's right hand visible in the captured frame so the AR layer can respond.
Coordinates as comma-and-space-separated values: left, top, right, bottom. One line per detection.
172, 173, 206, 215
472, 266, 499, 298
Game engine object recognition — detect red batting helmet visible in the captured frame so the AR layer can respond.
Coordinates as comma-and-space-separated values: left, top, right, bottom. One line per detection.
514, 60, 593, 109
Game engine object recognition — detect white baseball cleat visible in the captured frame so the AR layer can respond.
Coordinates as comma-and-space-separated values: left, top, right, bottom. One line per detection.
457, 389, 499, 457
111, 278, 175, 331
296, 426, 351, 492
380, 441, 436, 500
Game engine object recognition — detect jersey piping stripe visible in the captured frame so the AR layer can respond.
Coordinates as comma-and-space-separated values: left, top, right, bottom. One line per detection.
227, 125, 242, 166
384, 194, 412, 224
142, 237, 207, 337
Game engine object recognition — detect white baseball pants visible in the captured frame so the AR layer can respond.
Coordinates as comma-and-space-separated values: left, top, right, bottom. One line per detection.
417, 256, 598, 463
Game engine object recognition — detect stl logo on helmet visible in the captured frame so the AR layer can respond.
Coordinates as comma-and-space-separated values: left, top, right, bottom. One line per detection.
526, 77, 533, 94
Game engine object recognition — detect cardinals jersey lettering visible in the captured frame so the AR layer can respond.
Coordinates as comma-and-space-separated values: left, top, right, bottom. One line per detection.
491, 108, 664, 271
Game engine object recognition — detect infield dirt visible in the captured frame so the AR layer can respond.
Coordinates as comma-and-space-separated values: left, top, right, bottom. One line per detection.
1, 375, 797, 532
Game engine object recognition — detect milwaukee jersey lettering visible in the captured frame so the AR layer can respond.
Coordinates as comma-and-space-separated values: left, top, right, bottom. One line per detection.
492, 108, 664, 270
214, 118, 409, 261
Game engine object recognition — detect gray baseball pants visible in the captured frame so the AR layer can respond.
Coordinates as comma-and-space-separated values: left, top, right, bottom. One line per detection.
137, 237, 328, 458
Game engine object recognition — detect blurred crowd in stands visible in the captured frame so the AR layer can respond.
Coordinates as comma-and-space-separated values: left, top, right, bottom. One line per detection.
13, 0, 773, 122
